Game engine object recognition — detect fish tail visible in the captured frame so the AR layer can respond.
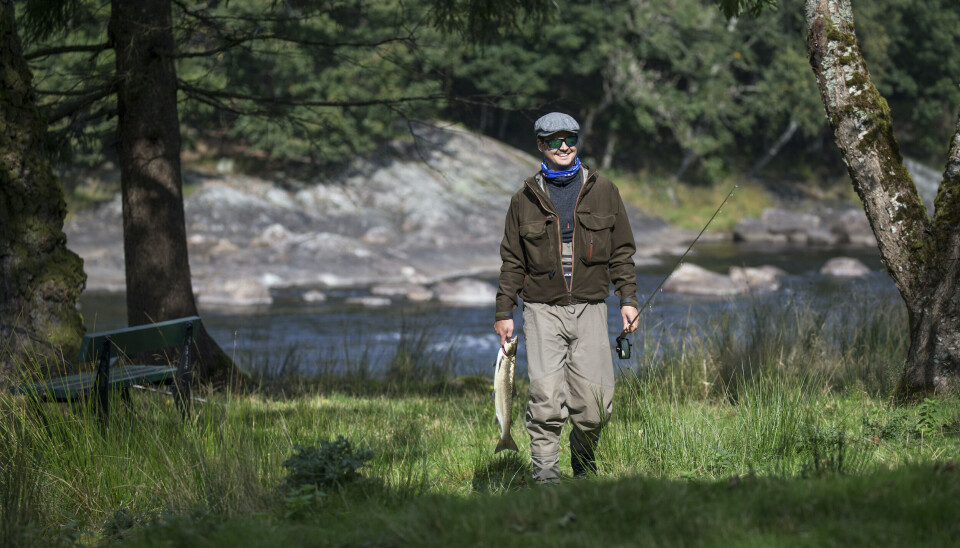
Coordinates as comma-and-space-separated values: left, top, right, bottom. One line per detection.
494, 431, 519, 454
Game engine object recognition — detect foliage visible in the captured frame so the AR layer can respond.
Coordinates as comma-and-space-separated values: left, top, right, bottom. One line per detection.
280, 436, 376, 492
17, 0, 959, 181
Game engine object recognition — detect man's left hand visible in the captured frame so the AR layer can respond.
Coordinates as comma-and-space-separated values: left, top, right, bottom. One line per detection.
621, 305, 639, 333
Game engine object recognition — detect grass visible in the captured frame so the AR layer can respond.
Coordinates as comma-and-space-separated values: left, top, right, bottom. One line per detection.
1, 297, 959, 546
610, 172, 773, 231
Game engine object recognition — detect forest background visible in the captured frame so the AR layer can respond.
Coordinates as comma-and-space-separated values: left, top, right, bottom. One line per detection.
25, 0, 960, 192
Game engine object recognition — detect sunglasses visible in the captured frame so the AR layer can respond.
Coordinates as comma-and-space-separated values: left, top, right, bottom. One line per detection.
544, 135, 579, 149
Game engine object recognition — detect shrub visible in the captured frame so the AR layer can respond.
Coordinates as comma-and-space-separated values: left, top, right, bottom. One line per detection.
280, 436, 376, 492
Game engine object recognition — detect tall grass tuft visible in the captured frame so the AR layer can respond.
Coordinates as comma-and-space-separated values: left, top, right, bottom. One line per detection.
604, 294, 906, 479
0, 411, 44, 547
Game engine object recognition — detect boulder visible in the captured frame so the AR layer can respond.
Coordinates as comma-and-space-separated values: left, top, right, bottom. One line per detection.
825, 209, 875, 245
761, 208, 821, 235
806, 228, 842, 246
371, 282, 435, 301
820, 257, 871, 277
433, 278, 497, 305
662, 264, 742, 296
209, 238, 240, 255
346, 296, 392, 307
406, 287, 435, 302
733, 217, 788, 244
302, 290, 327, 303
250, 223, 294, 248
197, 278, 272, 306
730, 265, 786, 292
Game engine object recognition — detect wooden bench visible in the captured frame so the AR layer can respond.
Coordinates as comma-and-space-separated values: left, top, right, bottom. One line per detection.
10, 316, 200, 422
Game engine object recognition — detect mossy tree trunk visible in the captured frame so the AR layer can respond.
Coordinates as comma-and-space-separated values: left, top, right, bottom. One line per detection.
0, 0, 86, 376
805, 0, 960, 398
109, 0, 241, 387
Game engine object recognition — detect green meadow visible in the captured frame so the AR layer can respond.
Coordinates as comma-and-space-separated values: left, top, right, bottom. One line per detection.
2, 296, 959, 547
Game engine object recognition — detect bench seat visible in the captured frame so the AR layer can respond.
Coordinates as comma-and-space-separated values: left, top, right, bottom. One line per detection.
11, 365, 178, 401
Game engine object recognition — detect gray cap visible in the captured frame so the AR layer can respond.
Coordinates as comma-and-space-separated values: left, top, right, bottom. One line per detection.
534, 112, 580, 137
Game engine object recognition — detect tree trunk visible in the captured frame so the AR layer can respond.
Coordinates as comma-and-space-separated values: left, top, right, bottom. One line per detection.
109, 0, 240, 387
0, 2, 86, 378
805, 0, 960, 398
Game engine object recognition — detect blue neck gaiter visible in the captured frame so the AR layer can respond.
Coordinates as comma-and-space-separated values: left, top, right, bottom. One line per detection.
541, 156, 581, 179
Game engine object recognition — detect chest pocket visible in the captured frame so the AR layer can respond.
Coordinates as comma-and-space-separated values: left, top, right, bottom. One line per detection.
520, 220, 555, 275
578, 212, 616, 265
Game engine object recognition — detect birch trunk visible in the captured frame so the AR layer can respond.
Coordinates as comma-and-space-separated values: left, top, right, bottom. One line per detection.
805, 0, 960, 397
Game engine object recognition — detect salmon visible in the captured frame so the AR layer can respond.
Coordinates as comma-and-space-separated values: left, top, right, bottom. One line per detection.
494, 336, 519, 453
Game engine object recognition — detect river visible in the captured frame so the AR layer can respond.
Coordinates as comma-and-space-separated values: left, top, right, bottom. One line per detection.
77, 243, 898, 379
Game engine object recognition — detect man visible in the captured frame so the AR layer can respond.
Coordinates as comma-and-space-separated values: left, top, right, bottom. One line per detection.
494, 112, 639, 482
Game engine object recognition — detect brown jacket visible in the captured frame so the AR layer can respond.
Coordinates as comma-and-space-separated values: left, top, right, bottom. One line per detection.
495, 166, 638, 320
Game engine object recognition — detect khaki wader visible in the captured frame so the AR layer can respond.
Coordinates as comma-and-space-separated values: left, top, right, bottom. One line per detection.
522, 300, 615, 482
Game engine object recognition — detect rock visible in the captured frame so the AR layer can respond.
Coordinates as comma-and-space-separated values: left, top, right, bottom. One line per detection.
662, 264, 742, 296
825, 209, 873, 245
761, 208, 821, 234
406, 287, 435, 302
197, 278, 272, 306
433, 278, 497, 305
820, 257, 871, 277
847, 231, 877, 247
730, 265, 786, 292
371, 282, 434, 301
209, 238, 240, 255
302, 290, 327, 303
361, 226, 394, 245
346, 296, 392, 307
61, 122, 678, 293
733, 217, 788, 244
807, 228, 842, 246
250, 223, 293, 248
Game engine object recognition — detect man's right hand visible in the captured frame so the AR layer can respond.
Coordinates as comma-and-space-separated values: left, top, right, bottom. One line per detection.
494, 319, 514, 347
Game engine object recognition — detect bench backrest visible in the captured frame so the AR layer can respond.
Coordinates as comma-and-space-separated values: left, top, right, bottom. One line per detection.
77, 316, 202, 364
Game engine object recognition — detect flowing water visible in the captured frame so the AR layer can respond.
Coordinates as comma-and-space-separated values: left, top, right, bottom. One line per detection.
78, 243, 898, 378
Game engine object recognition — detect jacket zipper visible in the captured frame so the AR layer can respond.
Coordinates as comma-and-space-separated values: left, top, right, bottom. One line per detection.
567, 171, 589, 297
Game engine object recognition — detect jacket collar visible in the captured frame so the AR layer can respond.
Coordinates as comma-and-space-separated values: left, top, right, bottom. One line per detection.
525, 165, 597, 210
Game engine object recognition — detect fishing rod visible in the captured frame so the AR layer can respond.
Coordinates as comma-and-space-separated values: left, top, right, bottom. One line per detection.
615, 185, 738, 360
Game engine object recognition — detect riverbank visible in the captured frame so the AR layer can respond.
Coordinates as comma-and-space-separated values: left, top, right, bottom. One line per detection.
4, 298, 958, 546
61, 121, 919, 307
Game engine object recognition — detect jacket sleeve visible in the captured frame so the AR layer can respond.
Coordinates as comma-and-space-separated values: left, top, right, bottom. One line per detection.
609, 187, 638, 308
496, 193, 525, 320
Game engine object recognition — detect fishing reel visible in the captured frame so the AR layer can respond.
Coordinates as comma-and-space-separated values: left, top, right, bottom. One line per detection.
615, 334, 632, 360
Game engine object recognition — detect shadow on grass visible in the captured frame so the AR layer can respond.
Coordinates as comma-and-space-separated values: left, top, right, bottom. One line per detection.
471, 451, 530, 493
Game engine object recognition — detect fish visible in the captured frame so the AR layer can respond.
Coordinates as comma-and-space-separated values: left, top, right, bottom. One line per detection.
494, 336, 519, 453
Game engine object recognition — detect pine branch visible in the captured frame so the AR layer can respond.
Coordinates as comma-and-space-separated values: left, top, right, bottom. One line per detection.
174, 32, 415, 59
24, 43, 110, 61
45, 84, 117, 124
177, 80, 447, 109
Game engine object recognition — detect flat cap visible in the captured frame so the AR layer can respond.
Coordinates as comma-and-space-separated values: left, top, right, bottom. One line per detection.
534, 112, 580, 137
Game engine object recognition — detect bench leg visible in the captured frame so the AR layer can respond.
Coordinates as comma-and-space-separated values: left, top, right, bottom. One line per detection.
96, 339, 111, 427
174, 323, 194, 420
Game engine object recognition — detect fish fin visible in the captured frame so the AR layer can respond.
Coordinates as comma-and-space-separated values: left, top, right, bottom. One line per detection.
494, 431, 519, 454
